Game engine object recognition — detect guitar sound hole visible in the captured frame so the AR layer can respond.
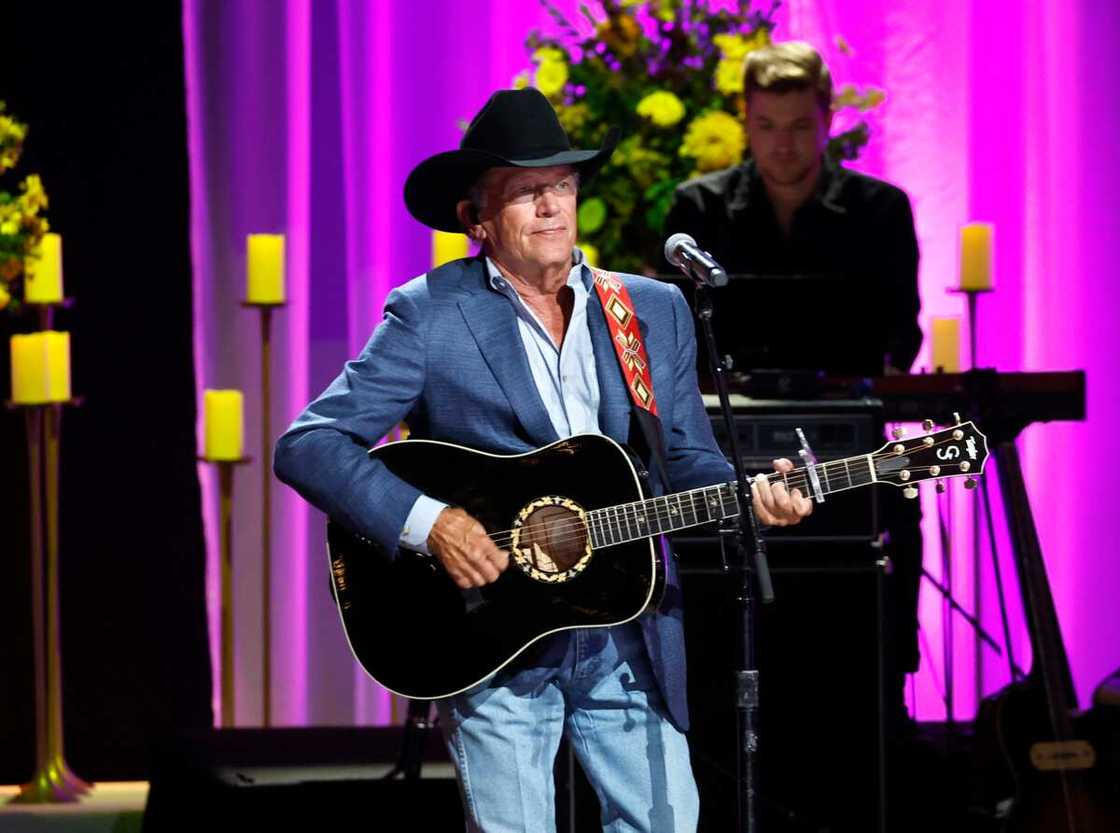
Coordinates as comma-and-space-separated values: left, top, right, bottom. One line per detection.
516, 505, 588, 577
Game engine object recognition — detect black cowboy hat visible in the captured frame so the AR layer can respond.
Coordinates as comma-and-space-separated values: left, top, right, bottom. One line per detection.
404, 88, 620, 233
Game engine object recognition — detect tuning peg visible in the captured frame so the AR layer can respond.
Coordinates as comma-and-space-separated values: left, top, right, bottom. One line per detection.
936, 482, 946, 494
903, 486, 919, 499
922, 419, 935, 433
964, 478, 977, 490
892, 426, 907, 440
953, 412, 963, 425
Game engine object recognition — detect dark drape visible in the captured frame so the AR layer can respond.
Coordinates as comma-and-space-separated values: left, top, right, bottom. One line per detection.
0, 2, 212, 780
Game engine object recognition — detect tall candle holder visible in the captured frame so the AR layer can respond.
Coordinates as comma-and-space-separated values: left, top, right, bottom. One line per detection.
24, 298, 75, 332
6, 397, 90, 803
197, 453, 252, 727
949, 286, 992, 370
950, 284, 995, 707
243, 299, 284, 726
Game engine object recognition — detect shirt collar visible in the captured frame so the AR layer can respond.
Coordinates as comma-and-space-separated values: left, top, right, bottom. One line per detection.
484, 249, 594, 296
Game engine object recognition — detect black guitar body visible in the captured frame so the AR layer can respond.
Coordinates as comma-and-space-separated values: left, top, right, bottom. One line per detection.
326, 435, 664, 699
974, 681, 1120, 832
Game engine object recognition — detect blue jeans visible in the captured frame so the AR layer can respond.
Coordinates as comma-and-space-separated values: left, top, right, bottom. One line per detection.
436, 620, 699, 832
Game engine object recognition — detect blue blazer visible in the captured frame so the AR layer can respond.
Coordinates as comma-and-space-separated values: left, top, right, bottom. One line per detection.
274, 256, 732, 730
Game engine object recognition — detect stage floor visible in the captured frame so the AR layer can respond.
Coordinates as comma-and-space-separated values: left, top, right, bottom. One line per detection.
0, 781, 148, 833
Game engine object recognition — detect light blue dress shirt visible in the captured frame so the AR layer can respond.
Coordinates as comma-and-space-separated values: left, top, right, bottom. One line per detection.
398, 250, 602, 553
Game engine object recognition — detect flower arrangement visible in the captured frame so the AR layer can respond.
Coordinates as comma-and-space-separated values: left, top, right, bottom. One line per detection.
517, 0, 884, 273
0, 102, 50, 311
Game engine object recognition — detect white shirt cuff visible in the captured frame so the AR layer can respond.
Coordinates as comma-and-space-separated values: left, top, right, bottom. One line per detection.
399, 494, 448, 556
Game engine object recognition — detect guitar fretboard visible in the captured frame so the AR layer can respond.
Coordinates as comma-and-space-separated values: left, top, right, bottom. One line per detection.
586, 454, 879, 548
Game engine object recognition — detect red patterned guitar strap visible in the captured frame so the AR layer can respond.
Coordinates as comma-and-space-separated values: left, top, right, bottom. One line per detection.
590, 267, 674, 492
590, 267, 659, 416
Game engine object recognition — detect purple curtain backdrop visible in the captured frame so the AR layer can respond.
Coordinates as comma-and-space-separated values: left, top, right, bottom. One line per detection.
183, 0, 1120, 726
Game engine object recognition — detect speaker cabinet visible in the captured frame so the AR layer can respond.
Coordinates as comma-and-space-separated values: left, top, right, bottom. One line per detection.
681, 549, 889, 833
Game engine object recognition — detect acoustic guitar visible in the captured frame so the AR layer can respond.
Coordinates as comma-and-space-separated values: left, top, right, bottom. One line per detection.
326, 422, 988, 700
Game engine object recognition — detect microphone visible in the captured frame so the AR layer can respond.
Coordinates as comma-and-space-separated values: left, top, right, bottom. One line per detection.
664, 233, 728, 288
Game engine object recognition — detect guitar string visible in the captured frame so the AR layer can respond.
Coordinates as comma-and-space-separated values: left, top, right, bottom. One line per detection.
494, 429, 974, 544
488, 473, 951, 554
488, 487, 741, 549
480, 432, 977, 548
485, 442, 977, 549
487, 463, 974, 552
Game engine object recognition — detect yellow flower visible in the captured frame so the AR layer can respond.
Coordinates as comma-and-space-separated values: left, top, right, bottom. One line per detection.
23, 173, 44, 195
534, 59, 569, 98
0, 111, 28, 173
0, 214, 20, 236
652, 0, 675, 22
533, 46, 566, 65
744, 27, 772, 53
833, 84, 860, 108
19, 174, 48, 213
861, 88, 886, 110
636, 91, 685, 128
533, 47, 569, 98
714, 58, 745, 95
0, 282, 10, 310
578, 242, 600, 268
558, 103, 591, 135
712, 28, 770, 95
713, 34, 749, 61
679, 110, 747, 173
31, 215, 49, 236
512, 71, 530, 90
713, 28, 770, 61
0, 114, 28, 143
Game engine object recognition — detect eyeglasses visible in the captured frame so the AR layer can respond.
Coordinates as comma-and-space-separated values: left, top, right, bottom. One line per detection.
500, 174, 579, 205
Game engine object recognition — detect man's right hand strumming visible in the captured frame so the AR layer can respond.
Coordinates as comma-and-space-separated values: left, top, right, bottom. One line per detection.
427, 507, 510, 589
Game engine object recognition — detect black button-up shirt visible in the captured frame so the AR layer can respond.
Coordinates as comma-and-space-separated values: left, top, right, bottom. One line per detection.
664, 159, 922, 376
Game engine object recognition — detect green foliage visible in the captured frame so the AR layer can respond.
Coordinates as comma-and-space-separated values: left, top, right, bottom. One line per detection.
518, 1, 881, 273
0, 102, 50, 309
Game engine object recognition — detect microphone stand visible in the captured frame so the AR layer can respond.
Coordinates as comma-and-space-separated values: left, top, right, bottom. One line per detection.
692, 280, 774, 833
382, 698, 434, 781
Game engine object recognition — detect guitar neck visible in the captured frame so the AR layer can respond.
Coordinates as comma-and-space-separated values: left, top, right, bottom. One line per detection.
586, 453, 880, 548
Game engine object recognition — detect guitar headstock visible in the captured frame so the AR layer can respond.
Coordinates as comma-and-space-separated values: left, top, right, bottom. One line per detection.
873, 419, 989, 498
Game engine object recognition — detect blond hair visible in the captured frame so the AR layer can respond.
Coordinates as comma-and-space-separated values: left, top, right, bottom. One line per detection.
744, 41, 832, 112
